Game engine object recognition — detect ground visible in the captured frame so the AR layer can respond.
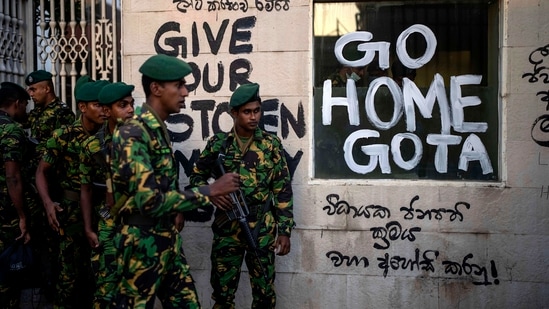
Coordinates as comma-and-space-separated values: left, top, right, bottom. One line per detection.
20, 288, 53, 309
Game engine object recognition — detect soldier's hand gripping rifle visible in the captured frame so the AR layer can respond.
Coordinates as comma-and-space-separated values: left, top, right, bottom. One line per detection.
217, 152, 269, 281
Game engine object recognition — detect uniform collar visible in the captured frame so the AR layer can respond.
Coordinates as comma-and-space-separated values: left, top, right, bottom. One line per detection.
140, 103, 171, 144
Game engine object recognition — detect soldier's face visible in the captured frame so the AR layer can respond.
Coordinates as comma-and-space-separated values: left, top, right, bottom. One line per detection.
159, 78, 188, 115
231, 101, 261, 137
82, 101, 106, 125
26, 82, 48, 105
105, 96, 135, 121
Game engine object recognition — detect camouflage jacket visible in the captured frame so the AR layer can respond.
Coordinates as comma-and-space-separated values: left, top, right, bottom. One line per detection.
110, 103, 210, 219
42, 117, 92, 193
79, 124, 111, 211
0, 111, 32, 222
190, 128, 295, 236
28, 98, 75, 171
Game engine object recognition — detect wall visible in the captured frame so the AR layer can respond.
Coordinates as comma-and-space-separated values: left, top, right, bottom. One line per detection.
121, 0, 549, 308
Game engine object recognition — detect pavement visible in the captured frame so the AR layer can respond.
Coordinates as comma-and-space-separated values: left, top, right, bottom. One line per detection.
20, 288, 53, 309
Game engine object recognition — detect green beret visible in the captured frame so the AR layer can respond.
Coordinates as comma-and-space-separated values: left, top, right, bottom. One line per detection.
25, 70, 52, 86
229, 83, 261, 108
74, 75, 95, 98
76, 80, 111, 102
139, 54, 192, 81
1, 82, 30, 100
98, 82, 135, 105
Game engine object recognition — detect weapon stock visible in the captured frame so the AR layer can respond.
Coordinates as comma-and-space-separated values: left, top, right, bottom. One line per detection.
217, 153, 268, 281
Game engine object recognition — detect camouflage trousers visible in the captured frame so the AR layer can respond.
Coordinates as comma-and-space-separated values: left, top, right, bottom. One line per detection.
112, 224, 200, 309
91, 218, 118, 309
55, 223, 94, 309
210, 215, 277, 309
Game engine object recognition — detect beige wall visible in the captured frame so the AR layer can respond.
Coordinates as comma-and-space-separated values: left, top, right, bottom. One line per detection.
122, 0, 549, 308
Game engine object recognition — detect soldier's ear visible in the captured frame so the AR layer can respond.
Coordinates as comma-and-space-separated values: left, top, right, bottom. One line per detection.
103, 106, 111, 118
44, 83, 52, 94
150, 81, 163, 97
78, 101, 87, 113
230, 107, 238, 119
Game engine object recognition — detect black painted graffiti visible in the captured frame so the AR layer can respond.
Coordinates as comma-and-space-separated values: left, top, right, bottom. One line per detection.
442, 254, 499, 285
377, 248, 439, 278
155, 18, 256, 57
326, 251, 369, 268
154, 17, 257, 93
322, 193, 391, 219
172, 0, 247, 13
322, 193, 498, 286
322, 194, 471, 222
167, 100, 305, 142
531, 114, 549, 147
326, 249, 499, 285
322, 193, 473, 249
254, 0, 290, 12
172, 0, 290, 13
370, 221, 421, 250
155, 16, 307, 140
522, 44, 549, 147
522, 44, 549, 85
399, 195, 471, 221
261, 99, 306, 140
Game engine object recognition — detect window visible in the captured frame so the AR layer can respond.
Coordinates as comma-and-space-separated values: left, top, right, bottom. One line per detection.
313, 0, 499, 181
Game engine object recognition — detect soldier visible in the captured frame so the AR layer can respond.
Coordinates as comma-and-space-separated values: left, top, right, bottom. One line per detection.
79, 82, 135, 308
0, 82, 33, 308
35, 80, 110, 309
109, 54, 240, 308
25, 70, 76, 298
190, 83, 295, 309
25, 70, 75, 161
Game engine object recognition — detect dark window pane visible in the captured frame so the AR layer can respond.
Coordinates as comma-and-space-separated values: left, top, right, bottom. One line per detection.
313, 1, 499, 181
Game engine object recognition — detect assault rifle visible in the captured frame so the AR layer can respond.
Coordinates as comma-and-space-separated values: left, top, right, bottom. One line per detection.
216, 152, 268, 281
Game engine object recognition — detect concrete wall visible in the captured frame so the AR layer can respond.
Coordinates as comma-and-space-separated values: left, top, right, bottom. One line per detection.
121, 0, 549, 308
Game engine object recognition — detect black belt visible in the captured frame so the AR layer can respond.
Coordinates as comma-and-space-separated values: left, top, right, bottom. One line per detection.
120, 213, 171, 227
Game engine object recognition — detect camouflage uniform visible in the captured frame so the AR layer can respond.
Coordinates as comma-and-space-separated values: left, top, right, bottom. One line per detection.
28, 97, 75, 172
42, 117, 94, 309
27, 97, 74, 296
190, 128, 294, 309
79, 125, 118, 308
110, 103, 210, 309
0, 111, 35, 308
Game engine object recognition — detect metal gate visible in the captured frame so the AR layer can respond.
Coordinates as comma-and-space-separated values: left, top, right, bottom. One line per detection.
0, 0, 121, 112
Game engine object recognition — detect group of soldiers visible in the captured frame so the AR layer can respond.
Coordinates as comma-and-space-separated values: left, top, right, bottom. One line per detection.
0, 54, 295, 309
0, 69, 138, 308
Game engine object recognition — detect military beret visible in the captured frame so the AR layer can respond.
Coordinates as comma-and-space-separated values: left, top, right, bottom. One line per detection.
25, 70, 52, 86
0, 82, 30, 100
74, 75, 95, 98
139, 54, 192, 81
98, 82, 135, 105
76, 80, 111, 102
229, 83, 261, 108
